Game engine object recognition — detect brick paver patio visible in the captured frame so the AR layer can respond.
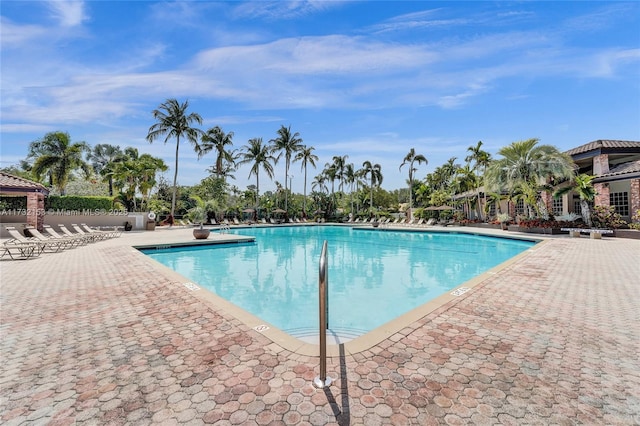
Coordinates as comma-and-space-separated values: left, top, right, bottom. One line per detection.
1, 226, 639, 425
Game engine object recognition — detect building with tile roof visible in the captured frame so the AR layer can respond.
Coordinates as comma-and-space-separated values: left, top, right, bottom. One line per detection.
561, 140, 640, 222
0, 172, 49, 231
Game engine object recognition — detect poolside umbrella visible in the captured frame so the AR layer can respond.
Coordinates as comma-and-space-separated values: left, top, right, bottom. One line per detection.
273, 208, 286, 214
243, 208, 255, 213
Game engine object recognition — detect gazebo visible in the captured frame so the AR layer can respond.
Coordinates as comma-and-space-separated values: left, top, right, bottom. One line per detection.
0, 172, 49, 231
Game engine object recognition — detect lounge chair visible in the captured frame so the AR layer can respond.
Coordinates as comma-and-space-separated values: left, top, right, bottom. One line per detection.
233, 218, 241, 225
43, 225, 87, 247
80, 223, 118, 239
72, 224, 107, 241
3, 226, 54, 254
86, 223, 122, 237
24, 226, 74, 250
1, 243, 38, 260
59, 224, 94, 244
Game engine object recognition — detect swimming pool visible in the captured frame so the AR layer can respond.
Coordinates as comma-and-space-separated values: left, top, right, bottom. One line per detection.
142, 226, 536, 341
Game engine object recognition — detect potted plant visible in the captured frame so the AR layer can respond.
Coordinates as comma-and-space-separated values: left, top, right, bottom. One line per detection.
497, 213, 512, 230
188, 196, 211, 239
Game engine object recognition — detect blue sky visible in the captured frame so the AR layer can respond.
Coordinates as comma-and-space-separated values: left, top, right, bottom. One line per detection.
1, 1, 639, 194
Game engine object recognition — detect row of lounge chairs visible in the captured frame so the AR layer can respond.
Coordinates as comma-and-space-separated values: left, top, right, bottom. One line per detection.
1, 224, 121, 260
346, 217, 438, 227
174, 217, 313, 227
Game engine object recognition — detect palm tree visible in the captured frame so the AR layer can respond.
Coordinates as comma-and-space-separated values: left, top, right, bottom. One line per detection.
465, 141, 492, 220
294, 145, 318, 217
485, 138, 574, 218
554, 173, 596, 227
28, 131, 90, 194
146, 98, 204, 216
320, 164, 339, 215
270, 125, 303, 212
453, 164, 478, 218
331, 155, 349, 193
198, 126, 235, 181
343, 163, 357, 214
237, 138, 276, 207
362, 161, 383, 211
399, 148, 427, 218
137, 154, 169, 210
87, 144, 125, 196
312, 174, 328, 194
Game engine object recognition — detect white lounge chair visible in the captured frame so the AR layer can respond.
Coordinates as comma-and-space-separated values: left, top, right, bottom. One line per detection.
24, 226, 75, 250
43, 225, 87, 247
3, 226, 53, 254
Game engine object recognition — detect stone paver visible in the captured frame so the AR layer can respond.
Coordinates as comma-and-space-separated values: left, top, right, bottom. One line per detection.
1, 226, 639, 424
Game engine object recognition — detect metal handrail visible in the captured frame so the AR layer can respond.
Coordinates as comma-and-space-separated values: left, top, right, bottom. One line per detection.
313, 240, 332, 388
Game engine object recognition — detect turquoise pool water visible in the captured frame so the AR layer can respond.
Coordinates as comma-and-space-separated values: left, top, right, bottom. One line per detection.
142, 226, 535, 339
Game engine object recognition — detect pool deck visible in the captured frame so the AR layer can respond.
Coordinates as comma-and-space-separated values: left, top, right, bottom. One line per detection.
1, 224, 639, 424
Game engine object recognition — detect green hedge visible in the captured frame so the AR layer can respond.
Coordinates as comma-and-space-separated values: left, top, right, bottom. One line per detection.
46, 196, 114, 210
0, 196, 27, 210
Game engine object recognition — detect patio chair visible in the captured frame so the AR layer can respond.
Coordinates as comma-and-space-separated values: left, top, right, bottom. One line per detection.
3, 226, 52, 254
43, 225, 87, 247
80, 223, 118, 239
59, 224, 95, 244
24, 226, 74, 251
72, 224, 106, 241
1, 243, 38, 260
233, 218, 241, 225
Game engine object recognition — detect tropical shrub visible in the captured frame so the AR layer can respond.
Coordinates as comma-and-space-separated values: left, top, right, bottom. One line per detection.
555, 213, 582, 222
628, 209, 640, 230
519, 219, 586, 229
496, 213, 512, 224
591, 206, 625, 229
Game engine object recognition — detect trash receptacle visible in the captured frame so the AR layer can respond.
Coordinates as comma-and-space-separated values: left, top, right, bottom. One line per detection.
146, 221, 156, 231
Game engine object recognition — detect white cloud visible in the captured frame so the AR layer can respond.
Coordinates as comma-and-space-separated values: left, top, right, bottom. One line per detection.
0, 17, 48, 47
47, 0, 87, 27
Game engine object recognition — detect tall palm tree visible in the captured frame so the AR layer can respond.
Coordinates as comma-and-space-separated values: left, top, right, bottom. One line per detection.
362, 161, 383, 211
554, 173, 596, 227
87, 143, 125, 196
238, 138, 276, 207
270, 125, 303, 212
399, 148, 427, 217
331, 155, 349, 193
137, 153, 169, 210
146, 98, 203, 216
320, 164, 339, 215
197, 126, 235, 181
312, 174, 328, 194
465, 141, 492, 220
28, 131, 90, 194
343, 163, 357, 214
485, 138, 574, 218
294, 145, 318, 217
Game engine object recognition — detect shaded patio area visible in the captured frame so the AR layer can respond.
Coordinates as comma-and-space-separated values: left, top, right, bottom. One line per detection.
1, 226, 639, 424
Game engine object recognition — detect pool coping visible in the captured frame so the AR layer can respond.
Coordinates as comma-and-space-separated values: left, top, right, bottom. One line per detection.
132, 226, 545, 357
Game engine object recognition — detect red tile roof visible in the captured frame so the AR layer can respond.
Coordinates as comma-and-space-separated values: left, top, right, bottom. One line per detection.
564, 140, 640, 156
0, 172, 49, 194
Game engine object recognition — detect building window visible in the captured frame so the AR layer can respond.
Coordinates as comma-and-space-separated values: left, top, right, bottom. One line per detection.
487, 202, 496, 218
610, 192, 629, 216
515, 199, 525, 216
552, 198, 563, 216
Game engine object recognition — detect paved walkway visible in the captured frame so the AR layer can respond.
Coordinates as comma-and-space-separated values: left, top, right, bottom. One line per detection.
1, 225, 639, 425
